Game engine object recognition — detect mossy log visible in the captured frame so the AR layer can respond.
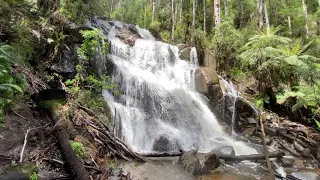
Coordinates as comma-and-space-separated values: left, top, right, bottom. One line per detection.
50, 106, 90, 180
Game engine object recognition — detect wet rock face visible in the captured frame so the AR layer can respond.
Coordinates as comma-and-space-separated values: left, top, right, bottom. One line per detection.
194, 67, 220, 95
50, 49, 77, 79
152, 135, 180, 152
179, 150, 220, 175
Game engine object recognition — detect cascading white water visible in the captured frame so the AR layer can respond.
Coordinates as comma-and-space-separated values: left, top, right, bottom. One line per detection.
103, 30, 257, 155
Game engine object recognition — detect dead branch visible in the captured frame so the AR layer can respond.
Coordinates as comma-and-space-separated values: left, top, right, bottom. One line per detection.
20, 127, 41, 162
260, 112, 274, 178
78, 104, 146, 163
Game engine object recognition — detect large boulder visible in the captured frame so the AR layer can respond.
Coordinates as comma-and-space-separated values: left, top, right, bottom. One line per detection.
195, 67, 219, 94
179, 47, 191, 60
203, 51, 216, 71
194, 67, 223, 106
179, 150, 220, 175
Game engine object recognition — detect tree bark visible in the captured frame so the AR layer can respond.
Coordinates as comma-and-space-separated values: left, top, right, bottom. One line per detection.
203, 0, 206, 32
192, 0, 196, 32
301, 0, 310, 39
263, 0, 270, 35
224, 0, 228, 16
257, 0, 264, 31
214, 0, 221, 27
288, 16, 292, 35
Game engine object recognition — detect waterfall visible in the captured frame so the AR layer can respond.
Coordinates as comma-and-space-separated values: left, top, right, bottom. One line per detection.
98, 20, 257, 155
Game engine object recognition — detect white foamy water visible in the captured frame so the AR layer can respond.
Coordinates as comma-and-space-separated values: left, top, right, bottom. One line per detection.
103, 33, 257, 155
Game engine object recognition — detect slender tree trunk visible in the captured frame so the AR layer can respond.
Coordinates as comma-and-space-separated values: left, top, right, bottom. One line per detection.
257, 0, 264, 31
152, 0, 156, 24
224, 0, 228, 16
179, 0, 183, 23
171, 0, 177, 42
203, 0, 206, 32
192, 0, 196, 32
110, 0, 114, 15
288, 16, 292, 35
269, 0, 272, 25
319, 0, 320, 7
264, 0, 270, 35
214, 0, 221, 27
301, 0, 310, 39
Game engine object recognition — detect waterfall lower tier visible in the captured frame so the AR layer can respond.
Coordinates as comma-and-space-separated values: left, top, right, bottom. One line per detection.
103, 35, 257, 155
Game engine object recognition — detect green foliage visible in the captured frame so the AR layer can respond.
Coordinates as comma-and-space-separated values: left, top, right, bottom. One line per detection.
60, 0, 109, 23
254, 96, 270, 109
78, 29, 105, 60
70, 140, 85, 160
315, 119, 320, 129
277, 84, 320, 113
212, 20, 247, 72
66, 29, 118, 97
0, 44, 26, 124
29, 172, 38, 180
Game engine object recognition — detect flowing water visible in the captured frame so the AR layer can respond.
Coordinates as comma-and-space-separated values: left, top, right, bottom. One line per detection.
101, 24, 257, 155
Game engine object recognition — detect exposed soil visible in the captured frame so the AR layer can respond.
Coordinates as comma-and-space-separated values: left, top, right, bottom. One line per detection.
0, 99, 67, 179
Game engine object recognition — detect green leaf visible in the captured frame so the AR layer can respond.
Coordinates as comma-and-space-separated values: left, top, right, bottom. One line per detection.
2, 83, 23, 93
315, 119, 320, 129
284, 56, 306, 66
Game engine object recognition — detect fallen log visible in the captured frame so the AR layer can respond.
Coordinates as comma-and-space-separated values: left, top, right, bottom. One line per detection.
139, 151, 285, 162
217, 150, 285, 162
50, 107, 90, 180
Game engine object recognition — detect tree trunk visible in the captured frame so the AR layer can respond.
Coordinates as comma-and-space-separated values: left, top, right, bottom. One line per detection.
301, 0, 310, 39
171, 0, 177, 42
50, 108, 89, 180
192, 0, 196, 32
203, 0, 206, 32
264, 0, 270, 35
214, 0, 221, 27
269, 0, 272, 25
288, 16, 292, 35
110, 0, 114, 15
224, 0, 228, 16
152, 0, 156, 24
179, 0, 183, 23
257, 0, 264, 31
